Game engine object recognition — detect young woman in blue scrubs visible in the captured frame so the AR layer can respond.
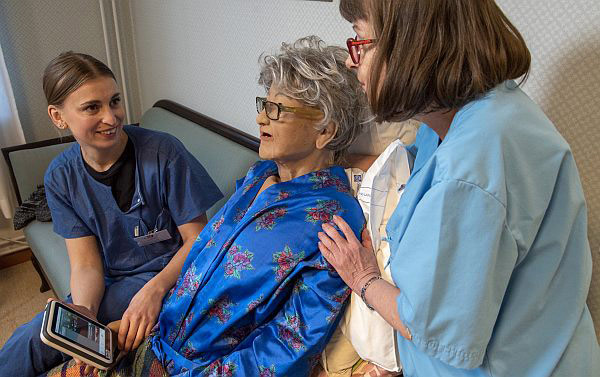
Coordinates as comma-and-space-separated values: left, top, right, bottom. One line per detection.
319, 1, 600, 376
0, 52, 223, 376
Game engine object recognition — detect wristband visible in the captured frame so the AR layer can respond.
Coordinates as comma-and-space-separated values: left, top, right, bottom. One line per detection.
360, 275, 382, 311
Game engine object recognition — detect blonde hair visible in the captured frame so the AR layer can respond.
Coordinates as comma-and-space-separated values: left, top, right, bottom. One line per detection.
43, 51, 115, 106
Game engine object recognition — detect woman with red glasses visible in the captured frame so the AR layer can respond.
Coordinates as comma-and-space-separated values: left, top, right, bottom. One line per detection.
319, 1, 599, 376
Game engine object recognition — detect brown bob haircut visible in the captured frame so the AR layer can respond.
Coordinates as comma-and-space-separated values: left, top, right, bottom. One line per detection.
366, 0, 531, 122
339, 0, 367, 23
43, 51, 115, 106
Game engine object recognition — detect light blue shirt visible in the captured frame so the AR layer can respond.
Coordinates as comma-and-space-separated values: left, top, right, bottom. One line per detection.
386, 82, 600, 376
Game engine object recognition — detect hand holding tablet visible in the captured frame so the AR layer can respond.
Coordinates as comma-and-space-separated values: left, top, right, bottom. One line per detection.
40, 300, 116, 370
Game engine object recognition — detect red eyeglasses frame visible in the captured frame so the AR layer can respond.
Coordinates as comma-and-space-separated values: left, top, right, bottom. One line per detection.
346, 36, 377, 64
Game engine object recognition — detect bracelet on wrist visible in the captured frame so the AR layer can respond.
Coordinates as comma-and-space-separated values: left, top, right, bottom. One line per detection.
360, 275, 382, 311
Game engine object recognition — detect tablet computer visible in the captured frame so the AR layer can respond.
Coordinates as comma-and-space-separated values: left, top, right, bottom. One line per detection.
40, 300, 115, 370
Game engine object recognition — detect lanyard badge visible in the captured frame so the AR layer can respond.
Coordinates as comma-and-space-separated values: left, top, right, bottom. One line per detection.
133, 227, 172, 247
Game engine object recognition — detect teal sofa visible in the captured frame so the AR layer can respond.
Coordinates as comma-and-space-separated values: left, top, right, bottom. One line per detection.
2, 100, 259, 300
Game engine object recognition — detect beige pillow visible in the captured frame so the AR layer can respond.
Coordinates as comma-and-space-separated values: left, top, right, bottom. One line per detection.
349, 120, 419, 155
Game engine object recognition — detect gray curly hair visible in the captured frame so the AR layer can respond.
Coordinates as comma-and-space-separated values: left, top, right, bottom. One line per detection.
258, 35, 369, 164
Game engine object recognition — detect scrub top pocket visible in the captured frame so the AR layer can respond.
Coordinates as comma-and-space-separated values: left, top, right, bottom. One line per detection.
139, 209, 180, 268
104, 215, 149, 275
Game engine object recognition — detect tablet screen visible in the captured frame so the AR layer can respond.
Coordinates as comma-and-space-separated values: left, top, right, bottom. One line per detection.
52, 305, 110, 358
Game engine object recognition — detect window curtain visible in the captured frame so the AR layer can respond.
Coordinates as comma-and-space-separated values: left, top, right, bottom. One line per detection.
0, 42, 25, 219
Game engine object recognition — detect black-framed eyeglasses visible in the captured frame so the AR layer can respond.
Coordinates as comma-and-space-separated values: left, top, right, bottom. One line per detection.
256, 97, 322, 121
346, 35, 377, 65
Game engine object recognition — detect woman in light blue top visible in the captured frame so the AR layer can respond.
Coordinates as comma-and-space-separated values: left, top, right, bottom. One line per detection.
318, 1, 600, 376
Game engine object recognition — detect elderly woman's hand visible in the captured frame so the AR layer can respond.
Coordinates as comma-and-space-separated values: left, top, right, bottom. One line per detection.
318, 215, 381, 293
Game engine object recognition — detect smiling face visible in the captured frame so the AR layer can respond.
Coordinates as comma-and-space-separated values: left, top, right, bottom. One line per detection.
256, 87, 334, 173
48, 76, 126, 159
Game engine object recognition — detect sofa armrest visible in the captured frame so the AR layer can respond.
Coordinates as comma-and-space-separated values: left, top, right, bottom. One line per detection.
2, 136, 74, 205
23, 221, 70, 300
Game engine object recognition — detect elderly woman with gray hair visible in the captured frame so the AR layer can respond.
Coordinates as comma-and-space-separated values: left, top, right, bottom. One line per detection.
47, 35, 367, 377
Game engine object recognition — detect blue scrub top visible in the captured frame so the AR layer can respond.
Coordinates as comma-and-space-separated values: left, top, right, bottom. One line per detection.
45, 125, 223, 280
386, 82, 600, 376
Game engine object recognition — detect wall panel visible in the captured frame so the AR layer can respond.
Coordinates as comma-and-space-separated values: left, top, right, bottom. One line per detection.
129, 0, 351, 136
0, 0, 108, 142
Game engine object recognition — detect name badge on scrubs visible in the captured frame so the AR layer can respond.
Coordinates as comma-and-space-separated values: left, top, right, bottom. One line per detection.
134, 228, 172, 247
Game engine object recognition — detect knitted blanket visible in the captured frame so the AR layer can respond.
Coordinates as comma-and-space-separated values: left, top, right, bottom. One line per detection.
13, 185, 52, 230
45, 338, 166, 377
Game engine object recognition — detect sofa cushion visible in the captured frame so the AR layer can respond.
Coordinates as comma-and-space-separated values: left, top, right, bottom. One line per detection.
9, 142, 73, 203
141, 107, 258, 219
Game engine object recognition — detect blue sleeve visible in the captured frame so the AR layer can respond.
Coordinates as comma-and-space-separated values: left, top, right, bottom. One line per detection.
164, 146, 224, 226
188, 201, 363, 377
235, 177, 246, 191
189, 261, 349, 377
44, 169, 93, 238
391, 180, 518, 369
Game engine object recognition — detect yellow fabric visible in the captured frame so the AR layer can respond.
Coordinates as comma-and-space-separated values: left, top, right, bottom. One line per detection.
349, 120, 419, 155
320, 325, 360, 376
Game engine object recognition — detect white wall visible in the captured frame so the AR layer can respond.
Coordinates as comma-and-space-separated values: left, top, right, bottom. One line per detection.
496, 0, 600, 146
0, 0, 108, 142
129, 0, 352, 137
0, 0, 143, 143
129, 0, 600, 137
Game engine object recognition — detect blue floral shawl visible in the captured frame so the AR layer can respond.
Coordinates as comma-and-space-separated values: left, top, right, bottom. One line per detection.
151, 160, 365, 377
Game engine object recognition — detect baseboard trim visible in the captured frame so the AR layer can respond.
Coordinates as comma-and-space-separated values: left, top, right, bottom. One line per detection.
0, 248, 32, 270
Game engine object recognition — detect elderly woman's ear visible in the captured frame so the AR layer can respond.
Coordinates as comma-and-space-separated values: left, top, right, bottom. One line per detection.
315, 121, 337, 150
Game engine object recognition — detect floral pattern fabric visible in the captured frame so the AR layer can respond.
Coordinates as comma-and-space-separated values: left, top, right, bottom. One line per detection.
223, 245, 254, 279
151, 161, 364, 377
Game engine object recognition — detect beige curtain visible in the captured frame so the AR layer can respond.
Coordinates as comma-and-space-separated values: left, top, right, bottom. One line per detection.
0, 42, 25, 219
